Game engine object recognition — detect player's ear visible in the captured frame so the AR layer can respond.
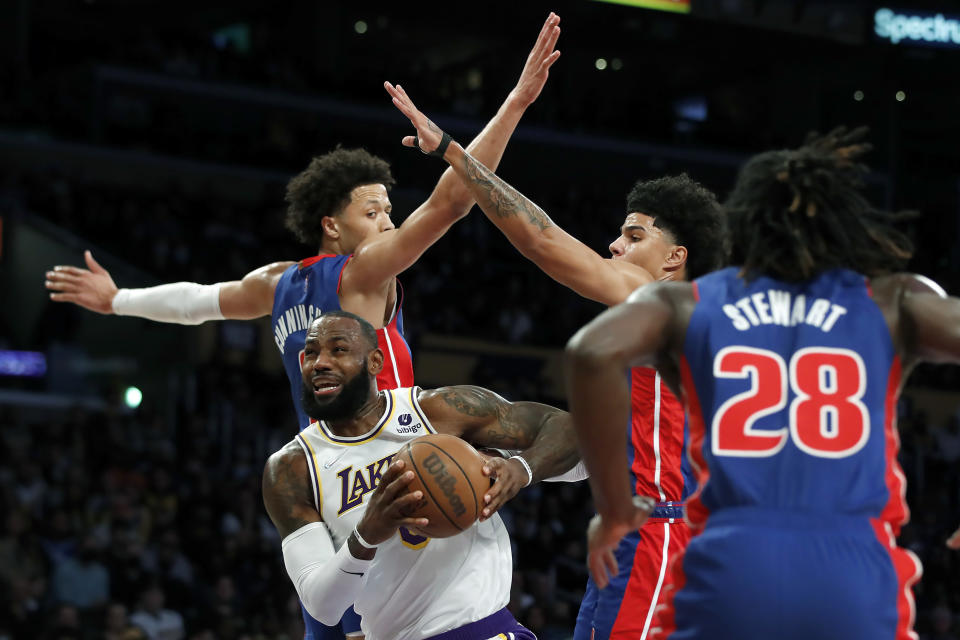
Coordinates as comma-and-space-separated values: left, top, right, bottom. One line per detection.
367, 348, 385, 375
663, 245, 688, 274
321, 216, 340, 241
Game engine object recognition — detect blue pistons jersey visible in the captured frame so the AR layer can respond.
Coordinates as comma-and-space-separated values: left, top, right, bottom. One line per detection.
652, 267, 922, 640
271, 254, 415, 431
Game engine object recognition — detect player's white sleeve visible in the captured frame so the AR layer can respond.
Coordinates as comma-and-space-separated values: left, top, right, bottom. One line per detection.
281, 521, 370, 625
544, 460, 589, 483
111, 282, 224, 325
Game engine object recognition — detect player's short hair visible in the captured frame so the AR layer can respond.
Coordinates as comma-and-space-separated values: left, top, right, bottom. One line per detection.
317, 310, 379, 351
285, 147, 396, 248
626, 174, 727, 279
725, 127, 914, 282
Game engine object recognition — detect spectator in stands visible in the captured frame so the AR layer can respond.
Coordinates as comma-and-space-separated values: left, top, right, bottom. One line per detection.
50, 534, 110, 610
129, 583, 185, 640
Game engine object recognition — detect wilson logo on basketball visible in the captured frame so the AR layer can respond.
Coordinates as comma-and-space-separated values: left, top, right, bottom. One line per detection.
422, 452, 467, 517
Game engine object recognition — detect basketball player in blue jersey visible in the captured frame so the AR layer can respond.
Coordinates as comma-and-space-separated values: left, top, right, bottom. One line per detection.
387, 84, 725, 639
565, 127, 960, 640
263, 310, 580, 640
45, 14, 563, 639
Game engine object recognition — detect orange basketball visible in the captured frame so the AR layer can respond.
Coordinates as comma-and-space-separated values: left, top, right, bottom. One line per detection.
396, 433, 491, 538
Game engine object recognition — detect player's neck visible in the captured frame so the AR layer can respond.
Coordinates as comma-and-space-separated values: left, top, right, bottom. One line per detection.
660, 266, 687, 283
318, 241, 347, 256
326, 391, 387, 437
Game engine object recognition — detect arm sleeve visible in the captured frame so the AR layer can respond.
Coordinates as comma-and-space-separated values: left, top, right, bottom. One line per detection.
281, 522, 372, 625
543, 460, 589, 483
111, 282, 224, 325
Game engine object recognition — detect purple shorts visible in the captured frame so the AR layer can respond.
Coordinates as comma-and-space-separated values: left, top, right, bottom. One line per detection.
424, 608, 536, 640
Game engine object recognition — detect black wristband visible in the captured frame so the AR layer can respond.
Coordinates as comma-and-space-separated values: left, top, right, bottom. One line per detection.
414, 131, 453, 159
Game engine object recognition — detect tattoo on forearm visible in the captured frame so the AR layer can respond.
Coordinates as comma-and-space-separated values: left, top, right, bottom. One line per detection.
461, 153, 554, 232
436, 387, 540, 448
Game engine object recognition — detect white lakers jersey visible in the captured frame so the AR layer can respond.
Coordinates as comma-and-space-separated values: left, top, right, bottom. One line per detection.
294, 387, 513, 640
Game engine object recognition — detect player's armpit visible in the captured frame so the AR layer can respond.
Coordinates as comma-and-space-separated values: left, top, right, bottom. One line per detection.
262, 441, 322, 539
219, 261, 293, 320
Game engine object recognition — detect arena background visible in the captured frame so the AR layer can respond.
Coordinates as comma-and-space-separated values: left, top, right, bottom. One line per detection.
1, 0, 959, 638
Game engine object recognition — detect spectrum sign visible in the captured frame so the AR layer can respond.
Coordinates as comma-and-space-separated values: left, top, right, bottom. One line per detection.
874, 7, 960, 48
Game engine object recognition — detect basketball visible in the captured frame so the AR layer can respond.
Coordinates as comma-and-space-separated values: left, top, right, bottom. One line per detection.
396, 433, 491, 538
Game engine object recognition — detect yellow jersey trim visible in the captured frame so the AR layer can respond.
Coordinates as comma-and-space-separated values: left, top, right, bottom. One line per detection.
317, 390, 396, 446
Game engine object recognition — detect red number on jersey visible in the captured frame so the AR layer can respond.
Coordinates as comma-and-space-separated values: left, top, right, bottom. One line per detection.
712, 347, 870, 459
712, 347, 789, 457
789, 348, 870, 458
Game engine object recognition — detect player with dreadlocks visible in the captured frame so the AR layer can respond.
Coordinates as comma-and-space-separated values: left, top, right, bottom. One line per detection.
566, 126, 960, 640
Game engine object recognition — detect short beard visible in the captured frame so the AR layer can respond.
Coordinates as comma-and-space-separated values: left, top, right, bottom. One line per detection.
300, 364, 373, 422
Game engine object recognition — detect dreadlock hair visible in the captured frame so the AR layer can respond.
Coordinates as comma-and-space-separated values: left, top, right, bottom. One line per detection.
725, 126, 914, 282
285, 147, 396, 248
626, 174, 727, 279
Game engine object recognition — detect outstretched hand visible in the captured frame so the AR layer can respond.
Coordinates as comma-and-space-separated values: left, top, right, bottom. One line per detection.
586, 497, 656, 589
384, 12, 561, 155
383, 81, 446, 154
509, 12, 562, 108
45, 250, 119, 314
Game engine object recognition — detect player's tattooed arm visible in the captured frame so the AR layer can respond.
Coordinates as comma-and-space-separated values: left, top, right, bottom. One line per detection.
442, 143, 650, 306
262, 441, 322, 539
420, 386, 578, 483
460, 152, 554, 231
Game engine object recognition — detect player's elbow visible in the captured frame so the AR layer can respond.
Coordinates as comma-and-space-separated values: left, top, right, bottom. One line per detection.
565, 325, 614, 370
299, 596, 344, 627
426, 182, 472, 221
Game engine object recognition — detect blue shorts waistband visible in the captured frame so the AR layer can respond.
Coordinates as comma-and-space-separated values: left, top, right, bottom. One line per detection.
705, 506, 880, 533
649, 501, 684, 521
423, 608, 517, 640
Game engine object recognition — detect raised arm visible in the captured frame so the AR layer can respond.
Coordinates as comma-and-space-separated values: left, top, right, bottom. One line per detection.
450, 143, 653, 304
342, 13, 562, 293
564, 282, 692, 587
418, 385, 579, 515
389, 99, 654, 306
46, 250, 291, 322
